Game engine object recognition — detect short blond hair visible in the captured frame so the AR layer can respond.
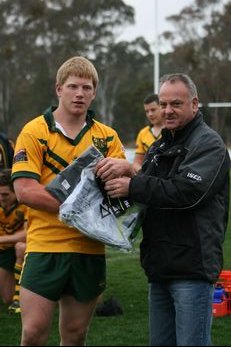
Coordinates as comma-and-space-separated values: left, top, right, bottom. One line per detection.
56, 56, 99, 89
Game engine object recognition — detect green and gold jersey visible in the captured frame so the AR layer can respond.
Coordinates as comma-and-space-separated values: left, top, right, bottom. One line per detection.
12, 107, 126, 254
135, 125, 161, 155
0, 203, 28, 250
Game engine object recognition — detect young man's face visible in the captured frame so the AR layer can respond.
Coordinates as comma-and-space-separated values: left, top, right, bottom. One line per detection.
144, 101, 163, 127
56, 75, 96, 117
0, 185, 16, 210
159, 80, 199, 132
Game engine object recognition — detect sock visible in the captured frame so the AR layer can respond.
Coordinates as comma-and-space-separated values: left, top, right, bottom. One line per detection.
12, 263, 22, 302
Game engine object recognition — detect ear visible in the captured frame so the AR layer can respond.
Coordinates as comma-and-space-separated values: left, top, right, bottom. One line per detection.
91, 88, 97, 101
192, 97, 199, 114
56, 84, 62, 98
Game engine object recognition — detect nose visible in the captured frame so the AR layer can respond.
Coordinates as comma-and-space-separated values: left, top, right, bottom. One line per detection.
165, 103, 174, 114
75, 86, 84, 97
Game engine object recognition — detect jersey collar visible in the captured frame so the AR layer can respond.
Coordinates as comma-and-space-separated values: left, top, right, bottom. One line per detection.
43, 106, 95, 145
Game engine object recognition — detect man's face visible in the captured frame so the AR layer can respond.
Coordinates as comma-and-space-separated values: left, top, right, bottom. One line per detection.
0, 186, 16, 209
159, 80, 199, 132
56, 75, 96, 117
144, 101, 163, 127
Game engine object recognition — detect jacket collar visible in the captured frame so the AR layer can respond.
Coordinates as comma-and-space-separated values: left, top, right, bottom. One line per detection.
161, 111, 203, 145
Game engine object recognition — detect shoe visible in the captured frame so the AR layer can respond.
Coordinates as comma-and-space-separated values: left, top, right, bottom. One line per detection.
95, 296, 123, 317
8, 300, 21, 314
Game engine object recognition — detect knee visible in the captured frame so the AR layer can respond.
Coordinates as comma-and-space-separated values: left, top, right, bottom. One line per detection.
2, 294, 13, 305
61, 325, 88, 346
0, 285, 14, 304
21, 326, 50, 346
15, 242, 26, 263
15, 242, 26, 254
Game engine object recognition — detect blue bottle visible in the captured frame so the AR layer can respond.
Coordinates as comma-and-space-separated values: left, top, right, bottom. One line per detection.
213, 286, 225, 303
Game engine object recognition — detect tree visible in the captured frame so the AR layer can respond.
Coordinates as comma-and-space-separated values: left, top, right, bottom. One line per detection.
0, 0, 135, 138
94, 37, 153, 138
160, 0, 231, 141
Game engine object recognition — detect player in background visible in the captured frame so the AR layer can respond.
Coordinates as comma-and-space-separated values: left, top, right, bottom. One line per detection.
0, 169, 27, 313
133, 94, 164, 173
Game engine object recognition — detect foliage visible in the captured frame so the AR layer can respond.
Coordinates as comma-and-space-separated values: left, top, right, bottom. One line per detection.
161, 0, 231, 143
0, 0, 135, 136
0, 0, 230, 146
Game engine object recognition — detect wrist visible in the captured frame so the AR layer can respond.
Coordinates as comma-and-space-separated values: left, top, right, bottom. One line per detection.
129, 163, 136, 177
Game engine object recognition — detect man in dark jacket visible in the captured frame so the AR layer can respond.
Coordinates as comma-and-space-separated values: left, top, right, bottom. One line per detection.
0, 132, 14, 169
95, 73, 230, 346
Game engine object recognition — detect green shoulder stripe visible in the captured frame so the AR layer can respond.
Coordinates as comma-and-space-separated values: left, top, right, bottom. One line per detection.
106, 136, 114, 142
43, 160, 61, 175
38, 139, 69, 170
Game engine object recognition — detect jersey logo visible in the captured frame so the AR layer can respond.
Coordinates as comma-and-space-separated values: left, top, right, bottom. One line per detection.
92, 137, 108, 155
13, 149, 28, 163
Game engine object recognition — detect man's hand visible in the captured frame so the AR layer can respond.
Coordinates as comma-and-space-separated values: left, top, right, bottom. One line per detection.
104, 177, 131, 198
95, 158, 134, 182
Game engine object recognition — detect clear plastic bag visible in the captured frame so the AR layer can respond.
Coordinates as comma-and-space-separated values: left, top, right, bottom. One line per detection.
56, 146, 143, 250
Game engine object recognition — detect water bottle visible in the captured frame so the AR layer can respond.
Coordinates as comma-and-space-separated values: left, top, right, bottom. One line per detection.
213, 286, 225, 303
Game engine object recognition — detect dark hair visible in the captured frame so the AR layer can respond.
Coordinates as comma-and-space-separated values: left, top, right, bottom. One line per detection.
0, 169, 13, 191
143, 94, 159, 105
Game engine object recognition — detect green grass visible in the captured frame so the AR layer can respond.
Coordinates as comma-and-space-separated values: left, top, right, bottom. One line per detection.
0, 218, 231, 346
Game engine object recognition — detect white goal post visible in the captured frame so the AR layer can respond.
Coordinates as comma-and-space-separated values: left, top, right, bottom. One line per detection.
199, 103, 231, 108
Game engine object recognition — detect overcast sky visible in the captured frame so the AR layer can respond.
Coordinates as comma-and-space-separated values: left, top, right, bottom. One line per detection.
120, 0, 194, 49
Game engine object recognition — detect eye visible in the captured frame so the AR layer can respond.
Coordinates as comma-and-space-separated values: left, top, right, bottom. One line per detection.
68, 84, 77, 90
83, 85, 93, 91
171, 101, 184, 108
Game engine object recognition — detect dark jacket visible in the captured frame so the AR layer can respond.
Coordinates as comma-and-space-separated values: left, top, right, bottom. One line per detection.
130, 112, 230, 283
0, 132, 14, 169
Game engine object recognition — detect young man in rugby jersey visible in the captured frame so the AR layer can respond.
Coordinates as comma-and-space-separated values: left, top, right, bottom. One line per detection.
12, 56, 132, 346
133, 94, 164, 173
0, 169, 27, 314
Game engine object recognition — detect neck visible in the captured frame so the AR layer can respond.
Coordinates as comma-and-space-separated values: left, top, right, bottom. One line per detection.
53, 108, 87, 125
152, 124, 163, 137
53, 109, 87, 139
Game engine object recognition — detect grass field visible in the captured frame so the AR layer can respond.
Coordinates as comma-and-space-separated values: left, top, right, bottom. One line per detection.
0, 215, 231, 345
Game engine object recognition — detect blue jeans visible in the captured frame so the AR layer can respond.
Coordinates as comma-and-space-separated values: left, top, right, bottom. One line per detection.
149, 281, 214, 346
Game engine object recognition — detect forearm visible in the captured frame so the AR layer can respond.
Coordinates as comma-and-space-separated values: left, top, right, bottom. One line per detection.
18, 187, 60, 212
132, 154, 144, 174
0, 230, 26, 244
14, 179, 61, 213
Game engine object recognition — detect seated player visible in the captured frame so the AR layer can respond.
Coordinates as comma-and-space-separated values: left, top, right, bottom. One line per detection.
0, 169, 28, 313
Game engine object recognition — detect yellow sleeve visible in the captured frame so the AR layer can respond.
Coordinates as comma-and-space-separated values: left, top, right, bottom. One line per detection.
12, 130, 45, 181
107, 131, 126, 159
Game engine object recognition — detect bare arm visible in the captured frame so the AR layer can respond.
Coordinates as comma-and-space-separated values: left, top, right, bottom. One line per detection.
13, 178, 61, 213
0, 229, 26, 244
132, 153, 144, 174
